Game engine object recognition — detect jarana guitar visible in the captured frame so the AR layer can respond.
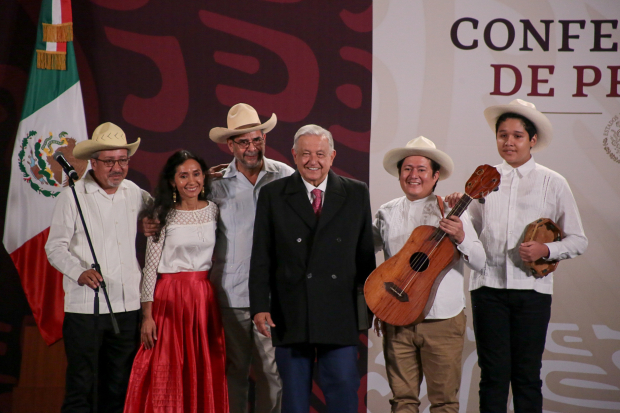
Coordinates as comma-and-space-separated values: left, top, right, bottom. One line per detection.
364, 164, 500, 326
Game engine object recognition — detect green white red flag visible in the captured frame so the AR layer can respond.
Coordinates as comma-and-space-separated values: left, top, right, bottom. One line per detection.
2, 0, 89, 345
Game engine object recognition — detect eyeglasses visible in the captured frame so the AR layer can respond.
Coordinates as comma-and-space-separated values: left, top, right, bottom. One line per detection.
93, 158, 130, 168
231, 136, 264, 149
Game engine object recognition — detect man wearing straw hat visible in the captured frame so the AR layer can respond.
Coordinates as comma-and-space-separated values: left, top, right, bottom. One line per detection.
46, 122, 149, 413
467, 99, 588, 412
208, 103, 292, 413
373, 136, 486, 413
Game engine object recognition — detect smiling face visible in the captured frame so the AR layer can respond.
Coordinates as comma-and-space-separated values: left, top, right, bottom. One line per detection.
90, 149, 130, 193
399, 155, 439, 201
496, 117, 538, 168
292, 134, 336, 187
172, 159, 205, 202
227, 130, 265, 173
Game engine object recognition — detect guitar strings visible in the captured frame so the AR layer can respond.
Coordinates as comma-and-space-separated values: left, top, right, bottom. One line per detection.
397, 195, 473, 291
395, 194, 474, 293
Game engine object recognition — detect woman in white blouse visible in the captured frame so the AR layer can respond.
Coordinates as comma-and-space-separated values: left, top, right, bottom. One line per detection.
124, 150, 228, 413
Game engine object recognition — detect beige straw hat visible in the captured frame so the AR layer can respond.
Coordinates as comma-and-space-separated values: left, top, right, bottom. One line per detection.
383, 136, 454, 180
483, 99, 552, 153
73, 122, 140, 160
209, 103, 277, 144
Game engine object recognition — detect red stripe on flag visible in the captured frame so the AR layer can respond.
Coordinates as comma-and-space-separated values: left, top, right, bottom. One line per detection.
10, 228, 64, 345
61, 0, 73, 23
57, 0, 72, 53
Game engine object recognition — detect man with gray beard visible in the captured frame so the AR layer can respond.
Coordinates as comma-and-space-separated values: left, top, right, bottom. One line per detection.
208, 103, 292, 413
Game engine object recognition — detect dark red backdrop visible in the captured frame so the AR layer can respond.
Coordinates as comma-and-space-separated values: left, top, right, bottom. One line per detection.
0, 0, 372, 411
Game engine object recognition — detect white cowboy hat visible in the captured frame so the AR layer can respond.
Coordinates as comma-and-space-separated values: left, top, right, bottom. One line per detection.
483, 99, 553, 153
383, 136, 454, 180
209, 103, 277, 144
73, 122, 140, 160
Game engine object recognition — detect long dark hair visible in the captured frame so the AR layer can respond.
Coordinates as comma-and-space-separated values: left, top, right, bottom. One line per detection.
141, 150, 209, 241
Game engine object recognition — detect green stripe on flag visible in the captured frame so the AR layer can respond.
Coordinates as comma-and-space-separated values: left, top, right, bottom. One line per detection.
21, 0, 79, 120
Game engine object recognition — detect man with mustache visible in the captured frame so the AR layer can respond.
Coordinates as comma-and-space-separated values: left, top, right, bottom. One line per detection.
46, 122, 149, 413
208, 103, 293, 413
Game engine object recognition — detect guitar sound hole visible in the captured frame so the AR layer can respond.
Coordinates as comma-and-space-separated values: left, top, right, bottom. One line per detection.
409, 252, 429, 272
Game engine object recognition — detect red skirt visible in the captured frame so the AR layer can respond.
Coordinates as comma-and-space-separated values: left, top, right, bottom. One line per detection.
124, 271, 228, 413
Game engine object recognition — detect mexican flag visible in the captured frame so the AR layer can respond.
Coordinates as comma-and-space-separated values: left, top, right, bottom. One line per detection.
2, 0, 89, 345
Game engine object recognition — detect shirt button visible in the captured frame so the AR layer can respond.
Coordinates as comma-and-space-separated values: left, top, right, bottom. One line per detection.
307, 273, 312, 279
331, 274, 337, 279
297, 238, 302, 243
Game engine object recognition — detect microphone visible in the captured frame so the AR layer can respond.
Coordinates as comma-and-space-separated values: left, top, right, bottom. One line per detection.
53, 152, 79, 181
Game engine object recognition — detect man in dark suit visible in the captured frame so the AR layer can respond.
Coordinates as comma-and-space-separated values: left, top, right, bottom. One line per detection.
250, 124, 376, 413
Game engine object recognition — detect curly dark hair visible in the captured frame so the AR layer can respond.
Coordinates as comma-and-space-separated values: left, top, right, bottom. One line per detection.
141, 150, 209, 241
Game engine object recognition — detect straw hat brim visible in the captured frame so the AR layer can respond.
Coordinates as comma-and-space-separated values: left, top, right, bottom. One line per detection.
483, 104, 552, 153
73, 138, 141, 160
383, 147, 454, 180
209, 114, 277, 144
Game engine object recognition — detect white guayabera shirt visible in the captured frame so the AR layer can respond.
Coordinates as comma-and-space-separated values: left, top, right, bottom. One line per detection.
208, 157, 294, 308
45, 172, 150, 314
468, 157, 588, 294
373, 193, 486, 320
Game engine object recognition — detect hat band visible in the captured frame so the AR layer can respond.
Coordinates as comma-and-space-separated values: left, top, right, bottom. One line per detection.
234, 122, 260, 130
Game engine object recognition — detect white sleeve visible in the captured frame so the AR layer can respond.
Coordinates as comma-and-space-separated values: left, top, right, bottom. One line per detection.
44, 190, 88, 283
140, 226, 165, 303
456, 210, 487, 272
372, 209, 385, 255
545, 179, 588, 261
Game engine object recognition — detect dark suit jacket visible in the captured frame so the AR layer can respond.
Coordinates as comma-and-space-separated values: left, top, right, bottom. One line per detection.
249, 170, 376, 347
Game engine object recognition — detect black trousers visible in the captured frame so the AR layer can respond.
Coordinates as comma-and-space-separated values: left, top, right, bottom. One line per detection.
471, 287, 552, 413
62, 310, 139, 413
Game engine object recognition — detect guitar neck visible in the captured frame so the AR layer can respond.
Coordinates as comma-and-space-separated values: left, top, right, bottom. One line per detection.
445, 194, 474, 219
432, 194, 474, 241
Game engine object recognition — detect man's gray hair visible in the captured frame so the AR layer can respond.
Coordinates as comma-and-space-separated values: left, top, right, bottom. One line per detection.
293, 124, 334, 152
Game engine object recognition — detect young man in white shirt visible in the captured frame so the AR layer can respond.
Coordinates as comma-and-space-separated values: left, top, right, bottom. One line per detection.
373, 136, 486, 413
46, 122, 150, 413
468, 99, 588, 413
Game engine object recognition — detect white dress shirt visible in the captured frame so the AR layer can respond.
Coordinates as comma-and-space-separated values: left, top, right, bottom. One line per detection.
301, 174, 328, 206
45, 172, 150, 314
208, 157, 294, 308
468, 157, 588, 294
373, 194, 486, 319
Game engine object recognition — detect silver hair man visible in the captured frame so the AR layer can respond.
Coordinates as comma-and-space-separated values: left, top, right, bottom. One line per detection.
293, 124, 335, 152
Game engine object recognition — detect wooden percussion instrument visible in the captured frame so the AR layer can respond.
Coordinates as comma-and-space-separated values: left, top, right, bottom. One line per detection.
523, 218, 563, 278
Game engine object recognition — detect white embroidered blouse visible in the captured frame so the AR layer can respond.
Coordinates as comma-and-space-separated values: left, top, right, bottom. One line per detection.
140, 202, 218, 302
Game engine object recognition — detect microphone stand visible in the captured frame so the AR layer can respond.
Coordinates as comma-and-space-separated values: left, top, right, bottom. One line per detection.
67, 173, 119, 413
